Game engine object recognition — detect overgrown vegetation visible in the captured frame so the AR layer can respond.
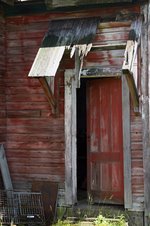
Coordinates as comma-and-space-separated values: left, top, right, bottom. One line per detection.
94, 214, 126, 226
52, 214, 126, 226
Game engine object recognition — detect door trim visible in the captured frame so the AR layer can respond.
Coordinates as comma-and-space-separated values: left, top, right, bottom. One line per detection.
64, 70, 132, 208
64, 69, 77, 205
122, 75, 132, 209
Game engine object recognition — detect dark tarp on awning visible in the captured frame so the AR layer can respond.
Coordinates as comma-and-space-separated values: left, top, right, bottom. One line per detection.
41, 17, 100, 47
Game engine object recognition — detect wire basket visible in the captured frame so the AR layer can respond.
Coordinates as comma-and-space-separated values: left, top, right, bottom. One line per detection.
0, 190, 45, 225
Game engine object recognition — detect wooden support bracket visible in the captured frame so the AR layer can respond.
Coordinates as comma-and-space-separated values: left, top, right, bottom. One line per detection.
123, 70, 139, 112
38, 77, 57, 114
122, 39, 139, 111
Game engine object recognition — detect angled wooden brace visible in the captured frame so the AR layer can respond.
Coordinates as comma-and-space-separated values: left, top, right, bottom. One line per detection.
38, 77, 57, 114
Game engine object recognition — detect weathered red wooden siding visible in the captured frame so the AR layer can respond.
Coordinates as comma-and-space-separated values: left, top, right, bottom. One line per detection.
4, 5, 144, 208
131, 105, 144, 210
0, 13, 6, 188
5, 15, 65, 190
0, 14, 6, 144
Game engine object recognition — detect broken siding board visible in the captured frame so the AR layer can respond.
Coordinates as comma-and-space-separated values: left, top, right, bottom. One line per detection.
0, 145, 13, 190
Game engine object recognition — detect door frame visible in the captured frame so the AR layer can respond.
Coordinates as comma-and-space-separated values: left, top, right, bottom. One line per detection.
64, 69, 132, 208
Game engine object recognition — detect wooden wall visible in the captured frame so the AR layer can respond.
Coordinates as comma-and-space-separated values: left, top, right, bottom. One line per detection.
5, 15, 65, 190
4, 4, 144, 211
0, 13, 6, 145
131, 106, 144, 210
0, 12, 6, 188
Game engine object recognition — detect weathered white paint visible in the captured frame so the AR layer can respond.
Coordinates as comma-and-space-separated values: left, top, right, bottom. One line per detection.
122, 75, 132, 209
28, 46, 65, 77
65, 69, 77, 205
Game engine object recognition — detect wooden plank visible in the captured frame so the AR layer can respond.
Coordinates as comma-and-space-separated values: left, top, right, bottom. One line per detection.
81, 67, 121, 78
142, 2, 150, 224
28, 47, 65, 77
64, 69, 77, 205
71, 70, 77, 204
123, 71, 139, 111
0, 144, 13, 190
65, 70, 73, 205
122, 75, 132, 209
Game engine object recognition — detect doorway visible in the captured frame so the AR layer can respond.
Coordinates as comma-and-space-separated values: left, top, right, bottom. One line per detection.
77, 77, 124, 204
77, 79, 87, 200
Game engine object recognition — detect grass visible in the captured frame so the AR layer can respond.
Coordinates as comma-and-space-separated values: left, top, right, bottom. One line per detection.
52, 214, 127, 226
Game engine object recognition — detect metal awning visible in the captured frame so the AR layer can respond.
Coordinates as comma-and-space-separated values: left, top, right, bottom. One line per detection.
28, 17, 99, 77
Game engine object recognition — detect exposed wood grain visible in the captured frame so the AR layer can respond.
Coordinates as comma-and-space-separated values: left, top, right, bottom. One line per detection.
122, 75, 132, 209
64, 69, 77, 204
5, 12, 65, 188
3, 5, 144, 211
141, 2, 150, 223
0, 14, 6, 144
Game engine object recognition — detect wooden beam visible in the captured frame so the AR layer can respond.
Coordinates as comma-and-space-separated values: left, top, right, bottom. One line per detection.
38, 77, 57, 114
122, 75, 132, 209
142, 2, 150, 225
81, 67, 121, 78
65, 69, 77, 205
92, 43, 126, 51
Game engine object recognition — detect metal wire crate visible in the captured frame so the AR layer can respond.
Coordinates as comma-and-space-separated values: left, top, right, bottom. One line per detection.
0, 190, 45, 225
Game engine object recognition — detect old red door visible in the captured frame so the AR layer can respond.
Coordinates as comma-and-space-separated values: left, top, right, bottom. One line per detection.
87, 78, 124, 204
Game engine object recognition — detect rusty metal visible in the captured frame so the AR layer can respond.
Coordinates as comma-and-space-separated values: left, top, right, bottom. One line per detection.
0, 190, 45, 225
